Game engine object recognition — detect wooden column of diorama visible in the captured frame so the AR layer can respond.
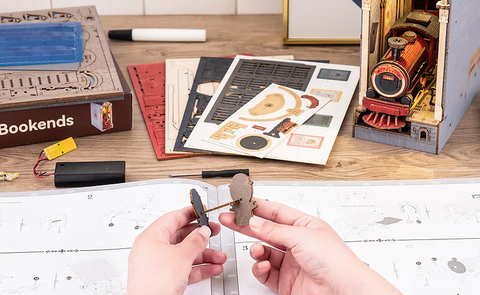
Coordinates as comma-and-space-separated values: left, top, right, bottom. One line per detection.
435, 0, 450, 122
359, 0, 371, 105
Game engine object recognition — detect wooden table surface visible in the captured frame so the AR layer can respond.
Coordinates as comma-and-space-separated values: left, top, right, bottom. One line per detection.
1, 15, 480, 193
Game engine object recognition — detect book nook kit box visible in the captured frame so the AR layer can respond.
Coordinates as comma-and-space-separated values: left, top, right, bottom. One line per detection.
0, 6, 132, 148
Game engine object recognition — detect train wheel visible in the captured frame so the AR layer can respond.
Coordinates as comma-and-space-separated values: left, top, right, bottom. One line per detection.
401, 95, 412, 106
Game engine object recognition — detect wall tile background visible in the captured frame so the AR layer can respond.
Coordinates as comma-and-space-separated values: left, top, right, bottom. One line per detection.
0, 0, 282, 15
237, 0, 282, 14
145, 0, 236, 15
52, 0, 144, 15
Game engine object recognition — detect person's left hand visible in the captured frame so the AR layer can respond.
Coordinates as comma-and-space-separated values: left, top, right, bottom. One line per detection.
126, 206, 226, 295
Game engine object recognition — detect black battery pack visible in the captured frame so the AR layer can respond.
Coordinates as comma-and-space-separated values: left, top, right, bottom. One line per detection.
54, 161, 126, 188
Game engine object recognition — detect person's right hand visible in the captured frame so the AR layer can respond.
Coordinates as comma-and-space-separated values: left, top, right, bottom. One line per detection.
219, 199, 403, 295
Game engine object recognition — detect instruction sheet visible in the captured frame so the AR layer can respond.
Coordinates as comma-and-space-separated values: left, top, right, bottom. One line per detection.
1, 178, 479, 294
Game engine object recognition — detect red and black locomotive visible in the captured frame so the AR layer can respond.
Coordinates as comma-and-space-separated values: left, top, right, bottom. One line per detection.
362, 11, 439, 130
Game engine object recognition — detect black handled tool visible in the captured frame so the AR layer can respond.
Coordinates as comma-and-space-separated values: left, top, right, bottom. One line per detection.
169, 169, 249, 178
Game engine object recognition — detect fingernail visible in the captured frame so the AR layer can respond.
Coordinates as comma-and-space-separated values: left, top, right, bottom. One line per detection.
259, 261, 269, 270
249, 216, 264, 229
199, 226, 211, 239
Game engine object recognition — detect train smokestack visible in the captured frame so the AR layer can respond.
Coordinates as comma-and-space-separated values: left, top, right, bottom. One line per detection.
388, 37, 408, 62
402, 31, 417, 43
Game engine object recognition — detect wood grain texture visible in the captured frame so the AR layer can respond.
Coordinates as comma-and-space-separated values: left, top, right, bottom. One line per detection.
1, 15, 480, 193
229, 173, 257, 226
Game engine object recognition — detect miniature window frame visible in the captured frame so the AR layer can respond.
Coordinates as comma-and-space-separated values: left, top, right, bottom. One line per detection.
282, 0, 362, 45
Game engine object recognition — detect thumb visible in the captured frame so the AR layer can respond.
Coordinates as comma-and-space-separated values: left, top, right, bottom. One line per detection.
178, 226, 211, 261
249, 216, 303, 250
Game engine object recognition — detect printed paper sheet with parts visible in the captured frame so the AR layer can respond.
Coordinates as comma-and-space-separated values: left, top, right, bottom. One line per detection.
165, 56, 294, 154
184, 56, 360, 165
206, 84, 330, 158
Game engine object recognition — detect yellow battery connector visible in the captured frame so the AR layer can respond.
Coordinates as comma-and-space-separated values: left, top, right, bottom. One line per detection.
34, 137, 77, 179
43, 137, 77, 160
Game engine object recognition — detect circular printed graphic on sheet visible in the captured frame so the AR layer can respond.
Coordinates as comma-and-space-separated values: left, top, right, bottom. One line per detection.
448, 258, 466, 274
237, 134, 272, 152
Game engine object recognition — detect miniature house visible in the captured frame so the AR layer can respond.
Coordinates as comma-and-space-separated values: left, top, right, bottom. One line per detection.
353, 0, 480, 153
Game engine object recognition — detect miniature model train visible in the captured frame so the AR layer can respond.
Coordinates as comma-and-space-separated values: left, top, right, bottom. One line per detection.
362, 11, 440, 130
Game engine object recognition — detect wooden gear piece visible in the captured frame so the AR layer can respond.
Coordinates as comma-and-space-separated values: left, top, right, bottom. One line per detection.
190, 189, 211, 231
229, 173, 258, 226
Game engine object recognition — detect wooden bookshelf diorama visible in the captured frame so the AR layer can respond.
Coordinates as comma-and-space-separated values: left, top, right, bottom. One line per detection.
354, 0, 480, 154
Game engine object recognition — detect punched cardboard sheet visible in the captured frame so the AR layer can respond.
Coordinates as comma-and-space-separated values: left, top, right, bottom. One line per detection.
184, 56, 360, 165
202, 59, 316, 125
171, 55, 293, 154
165, 58, 202, 154
206, 84, 329, 158
127, 62, 191, 161
173, 57, 236, 153
166, 56, 250, 154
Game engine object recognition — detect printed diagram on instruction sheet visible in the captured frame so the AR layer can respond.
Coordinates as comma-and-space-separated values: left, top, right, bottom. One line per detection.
0, 181, 210, 295
97, 194, 167, 230
1, 178, 480, 294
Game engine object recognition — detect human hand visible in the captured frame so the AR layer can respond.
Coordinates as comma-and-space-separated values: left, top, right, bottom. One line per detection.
127, 206, 227, 295
219, 199, 402, 295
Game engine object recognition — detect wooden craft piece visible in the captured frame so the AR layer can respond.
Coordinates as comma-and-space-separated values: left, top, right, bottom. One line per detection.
204, 59, 315, 124
209, 121, 248, 140
190, 189, 210, 230
248, 93, 286, 116
263, 118, 298, 138
0, 6, 123, 110
236, 134, 272, 152
281, 86, 305, 116
229, 173, 257, 226
127, 62, 190, 160
174, 57, 240, 153
239, 86, 305, 122
165, 58, 200, 155
301, 94, 320, 108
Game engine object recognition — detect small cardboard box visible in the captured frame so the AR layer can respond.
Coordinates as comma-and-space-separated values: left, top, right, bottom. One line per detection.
0, 67, 132, 148
353, 0, 480, 154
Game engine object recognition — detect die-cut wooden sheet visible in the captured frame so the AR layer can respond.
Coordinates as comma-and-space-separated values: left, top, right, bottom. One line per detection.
185, 56, 360, 165
206, 84, 329, 158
